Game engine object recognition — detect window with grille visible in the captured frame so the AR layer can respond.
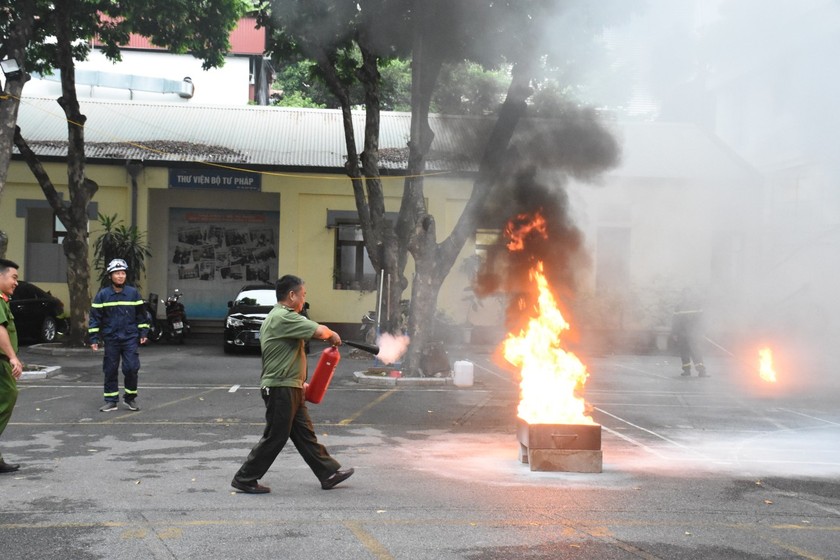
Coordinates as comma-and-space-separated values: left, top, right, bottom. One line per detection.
334, 223, 376, 291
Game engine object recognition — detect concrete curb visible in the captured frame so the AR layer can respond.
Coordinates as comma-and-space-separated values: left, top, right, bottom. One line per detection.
26, 343, 90, 357
353, 370, 453, 387
20, 364, 61, 381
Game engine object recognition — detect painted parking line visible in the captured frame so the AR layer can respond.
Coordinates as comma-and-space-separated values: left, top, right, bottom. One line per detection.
594, 406, 720, 462
343, 520, 395, 560
101, 387, 225, 424
779, 408, 840, 427
1, 516, 835, 560
338, 389, 396, 426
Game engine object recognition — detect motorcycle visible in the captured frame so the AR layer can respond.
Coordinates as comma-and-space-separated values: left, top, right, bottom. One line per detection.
146, 289, 189, 344
144, 293, 163, 343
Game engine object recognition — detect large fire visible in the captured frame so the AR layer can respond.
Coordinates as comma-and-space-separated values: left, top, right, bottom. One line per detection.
502, 261, 594, 425
505, 212, 547, 251
758, 347, 777, 383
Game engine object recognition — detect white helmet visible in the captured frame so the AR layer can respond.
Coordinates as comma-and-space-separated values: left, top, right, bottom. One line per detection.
106, 258, 128, 274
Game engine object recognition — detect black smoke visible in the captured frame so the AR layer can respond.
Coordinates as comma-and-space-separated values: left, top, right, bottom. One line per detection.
474, 106, 620, 331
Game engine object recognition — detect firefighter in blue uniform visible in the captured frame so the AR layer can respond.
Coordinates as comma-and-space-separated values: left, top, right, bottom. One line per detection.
89, 259, 150, 411
672, 288, 707, 377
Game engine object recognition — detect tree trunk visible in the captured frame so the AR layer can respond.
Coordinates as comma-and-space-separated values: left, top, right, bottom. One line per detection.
14, 126, 96, 347
358, 45, 409, 334
310, 40, 409, 336
13, 1, 98, 347
397, 6, 445, 375
55, 1, 97, 347
402, 57, 535, 375
0, 1, 36, 259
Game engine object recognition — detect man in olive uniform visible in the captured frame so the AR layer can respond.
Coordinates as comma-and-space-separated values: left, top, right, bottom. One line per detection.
231, 274, 353, 494
0, 258, 23, 473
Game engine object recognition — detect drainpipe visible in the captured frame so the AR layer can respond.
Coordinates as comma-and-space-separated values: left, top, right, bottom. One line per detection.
125, 160, 143, 228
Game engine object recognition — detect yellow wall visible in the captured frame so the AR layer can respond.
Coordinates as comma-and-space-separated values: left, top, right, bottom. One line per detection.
4, 159, 482, 326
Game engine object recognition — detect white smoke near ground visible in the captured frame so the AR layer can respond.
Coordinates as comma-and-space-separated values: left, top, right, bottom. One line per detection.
376, 333, 410, 365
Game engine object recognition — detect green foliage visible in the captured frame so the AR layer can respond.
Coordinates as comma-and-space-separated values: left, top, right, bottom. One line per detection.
273, 91, 326, 108
6, 0, 253, 75
271, 53, 510, 115
434, 62, 510, 116
378, 58, 412, 112
271, 59, 332, 107
92, 213, 152, 289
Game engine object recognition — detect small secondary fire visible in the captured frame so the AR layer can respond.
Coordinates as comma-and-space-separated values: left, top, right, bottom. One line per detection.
758, 347, 777, 383
501, 212, 602, 472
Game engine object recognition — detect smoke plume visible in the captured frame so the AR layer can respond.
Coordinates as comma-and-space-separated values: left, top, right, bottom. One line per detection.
475, 106, 620, 330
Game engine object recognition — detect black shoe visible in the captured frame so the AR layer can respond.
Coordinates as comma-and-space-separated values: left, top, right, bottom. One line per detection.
0, 461, 20, 474
321, 468, 354, 490
231, 478, 271, 494
125, 400, 140, 411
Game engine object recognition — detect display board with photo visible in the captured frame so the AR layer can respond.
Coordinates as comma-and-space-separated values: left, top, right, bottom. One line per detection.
167, 208, 280, 318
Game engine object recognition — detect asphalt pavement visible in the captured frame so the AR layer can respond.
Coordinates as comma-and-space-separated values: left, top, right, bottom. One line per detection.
1, 336, 839, 560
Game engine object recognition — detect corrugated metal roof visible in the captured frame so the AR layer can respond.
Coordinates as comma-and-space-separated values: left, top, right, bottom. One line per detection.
13, 97, 758, 181
13, 97, 483, 171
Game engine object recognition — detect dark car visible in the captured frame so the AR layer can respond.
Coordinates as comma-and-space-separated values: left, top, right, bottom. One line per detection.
10, 281, 68, 343
223, 284, 277, 353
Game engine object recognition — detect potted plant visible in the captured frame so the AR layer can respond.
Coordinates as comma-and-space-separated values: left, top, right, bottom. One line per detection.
92, 213, 152, 289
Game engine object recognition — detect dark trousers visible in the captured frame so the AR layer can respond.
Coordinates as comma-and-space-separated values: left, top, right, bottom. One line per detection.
234, 386, 340, 484
677, 335, 705, 373
102, 338, 140, 402
0, 363, 19, 463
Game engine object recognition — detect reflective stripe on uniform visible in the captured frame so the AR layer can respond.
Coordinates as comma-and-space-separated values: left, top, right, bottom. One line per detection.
91, 300, 144, 308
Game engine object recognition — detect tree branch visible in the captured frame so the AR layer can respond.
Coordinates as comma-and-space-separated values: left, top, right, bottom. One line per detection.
13, 126, 69, 224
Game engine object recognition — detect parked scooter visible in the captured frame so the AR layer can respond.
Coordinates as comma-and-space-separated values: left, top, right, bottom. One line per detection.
145, 289, 189, 344
163, 289, 189, 344
144, 293, 163, 343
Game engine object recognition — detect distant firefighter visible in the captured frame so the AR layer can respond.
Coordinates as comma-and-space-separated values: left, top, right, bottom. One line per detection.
672, 289, 707, 377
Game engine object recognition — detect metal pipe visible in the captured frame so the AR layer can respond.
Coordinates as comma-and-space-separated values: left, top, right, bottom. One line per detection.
376, 270, 384, 335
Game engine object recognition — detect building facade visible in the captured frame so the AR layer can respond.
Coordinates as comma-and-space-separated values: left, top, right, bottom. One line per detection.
5, 98, 762, 348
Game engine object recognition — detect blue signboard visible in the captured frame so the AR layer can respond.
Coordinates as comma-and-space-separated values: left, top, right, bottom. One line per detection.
168, 168, 261, 191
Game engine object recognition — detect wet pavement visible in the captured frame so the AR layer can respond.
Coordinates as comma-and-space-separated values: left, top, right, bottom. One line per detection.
1, 337, 839, 559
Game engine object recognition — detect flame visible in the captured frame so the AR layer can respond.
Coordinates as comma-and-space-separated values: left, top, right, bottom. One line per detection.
505, 212, 547, 251
758, 347, 777, 383
503, 261, 594, 425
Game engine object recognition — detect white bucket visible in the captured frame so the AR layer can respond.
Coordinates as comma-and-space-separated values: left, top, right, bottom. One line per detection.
453, 360, 474, 387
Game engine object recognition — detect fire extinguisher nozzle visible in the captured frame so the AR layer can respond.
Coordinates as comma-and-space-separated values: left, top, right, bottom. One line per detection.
344, 340, 380, 355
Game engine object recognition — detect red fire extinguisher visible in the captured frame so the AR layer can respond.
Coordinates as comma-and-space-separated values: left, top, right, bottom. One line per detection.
305, 346, 341, 404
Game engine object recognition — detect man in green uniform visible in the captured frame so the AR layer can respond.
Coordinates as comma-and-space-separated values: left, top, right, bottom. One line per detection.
0, 258, 23, 473
231, 274, 354, 494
